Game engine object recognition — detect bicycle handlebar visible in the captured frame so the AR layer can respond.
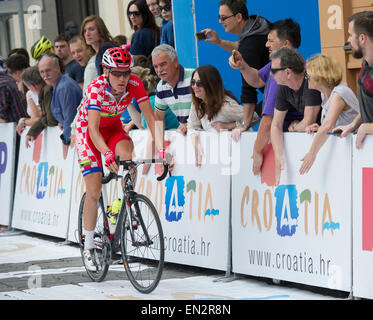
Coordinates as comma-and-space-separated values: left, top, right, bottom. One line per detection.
101, 156, 170, 185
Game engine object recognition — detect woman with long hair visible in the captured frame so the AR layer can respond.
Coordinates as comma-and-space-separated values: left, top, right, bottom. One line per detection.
187, 64, 259, 166
127, 0, 160, 57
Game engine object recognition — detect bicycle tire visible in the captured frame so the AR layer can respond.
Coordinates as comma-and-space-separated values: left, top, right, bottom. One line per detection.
78, 192, 111, 282
120, 193, 165, 294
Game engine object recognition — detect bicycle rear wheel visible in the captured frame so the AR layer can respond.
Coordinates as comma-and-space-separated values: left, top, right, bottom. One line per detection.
78, 193, 111, 282
121, 194, 164, 293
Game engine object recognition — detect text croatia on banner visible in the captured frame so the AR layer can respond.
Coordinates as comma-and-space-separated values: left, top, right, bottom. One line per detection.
231, 132, 352, 292
130, 130, 231, 271
12, 127, 75, 238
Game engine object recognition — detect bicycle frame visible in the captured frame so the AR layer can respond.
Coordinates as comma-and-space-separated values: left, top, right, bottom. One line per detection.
102, 158, 169, 255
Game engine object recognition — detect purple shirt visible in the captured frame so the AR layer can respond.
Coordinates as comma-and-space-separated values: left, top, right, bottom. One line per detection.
258, 62, 303, 131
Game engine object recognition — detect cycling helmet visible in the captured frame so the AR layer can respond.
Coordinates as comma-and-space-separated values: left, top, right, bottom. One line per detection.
102, 47, 132, 70
30, 36, 54, 60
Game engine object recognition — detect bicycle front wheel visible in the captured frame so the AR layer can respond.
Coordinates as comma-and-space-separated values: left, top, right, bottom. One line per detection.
121, 194, 165, 294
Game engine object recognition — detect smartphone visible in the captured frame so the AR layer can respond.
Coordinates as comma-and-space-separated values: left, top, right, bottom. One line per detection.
196, 32, 207, 41
327, 130, 342, 135
232, 51, 238, 63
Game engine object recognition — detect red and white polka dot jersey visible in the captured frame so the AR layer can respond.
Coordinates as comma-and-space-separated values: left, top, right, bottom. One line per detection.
75, 74, 149, 176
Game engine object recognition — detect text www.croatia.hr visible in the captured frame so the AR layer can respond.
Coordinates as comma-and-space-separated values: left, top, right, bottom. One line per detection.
248, 249, 332, 276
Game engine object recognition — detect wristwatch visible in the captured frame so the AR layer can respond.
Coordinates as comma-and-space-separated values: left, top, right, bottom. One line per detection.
236, 120, 249, 130
20, 119, 25, 128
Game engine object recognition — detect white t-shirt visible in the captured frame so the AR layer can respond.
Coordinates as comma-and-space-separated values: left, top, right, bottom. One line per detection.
321, 82, 359, 127
26, 90, 39, 118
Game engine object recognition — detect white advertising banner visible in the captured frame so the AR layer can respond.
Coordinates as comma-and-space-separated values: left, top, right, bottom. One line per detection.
352, 135, 373, 299
130, 130, 230, 271
232, 132, 352, 291
0, 123, 16, 226
12, 127, 75, 238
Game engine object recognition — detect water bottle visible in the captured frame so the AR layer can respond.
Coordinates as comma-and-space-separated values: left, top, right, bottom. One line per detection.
107, 199, 122, 234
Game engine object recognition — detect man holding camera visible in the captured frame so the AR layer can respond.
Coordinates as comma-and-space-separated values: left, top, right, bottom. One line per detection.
201, 0, 269, 130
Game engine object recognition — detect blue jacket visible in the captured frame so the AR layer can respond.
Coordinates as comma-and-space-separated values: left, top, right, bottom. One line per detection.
50, 74, 82, 145
160, 20, 174, 48
130, 28, 159, 57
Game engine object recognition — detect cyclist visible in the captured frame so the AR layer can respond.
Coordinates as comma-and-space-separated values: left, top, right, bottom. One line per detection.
75, 47, 164, 271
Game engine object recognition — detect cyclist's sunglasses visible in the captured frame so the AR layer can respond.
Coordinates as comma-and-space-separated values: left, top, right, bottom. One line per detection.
109, 70, 131, 78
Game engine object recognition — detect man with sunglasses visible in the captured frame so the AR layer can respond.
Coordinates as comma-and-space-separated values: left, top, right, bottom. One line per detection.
269, 46, 321, 186
201, 0, 269, 131
75, 47, 164, 271
229, 18, 303, 176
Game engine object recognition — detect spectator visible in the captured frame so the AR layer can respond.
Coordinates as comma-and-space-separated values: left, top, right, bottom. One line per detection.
30, 35, 54, 60
24, 71, 57, 148
136, 66, 178, 130
229, 18, 303, 175
16, 66, 44, 135
0, 56, 7, 73
269, 46, 322, 185
95, 42, 116, 76
151, 44, 193, 171
135, 64, 178, 174
187, 65, 259, 167
146, 0, 163, 27
201, 0, 270, 130
64, 21, 79, 38
38, 53, 82, 158
127, 0, 160, 58
6, 54, 30, 99
152, 44, 194, 136
80, 16, 115, 89
133, 54, 153, 69
333, 11, 373, 149
113, 34, 128, 46
299, 54, 359, 175
159, 0, 174, 47
8, 48, 30, 65
69, 36, 92, 69
0, 69, 27, 123
69, 35, 94, 91
54, 34, 85, 88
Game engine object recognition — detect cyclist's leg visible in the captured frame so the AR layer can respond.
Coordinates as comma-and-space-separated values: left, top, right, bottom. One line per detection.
75, 125, 103, 250
116, 139, 137, 187
82, 171, 102, 249
107, 126, 136, 186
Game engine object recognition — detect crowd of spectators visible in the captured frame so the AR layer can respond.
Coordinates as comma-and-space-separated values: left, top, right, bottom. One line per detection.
0, 0, 372, 186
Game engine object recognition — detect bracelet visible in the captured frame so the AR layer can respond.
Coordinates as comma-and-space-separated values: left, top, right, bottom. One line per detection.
291, 121, 299, 131
236, 120, 249, 130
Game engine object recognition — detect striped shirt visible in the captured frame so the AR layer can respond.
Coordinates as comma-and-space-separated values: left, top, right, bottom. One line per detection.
0, 72, 27, 122
155, 65, 194, 123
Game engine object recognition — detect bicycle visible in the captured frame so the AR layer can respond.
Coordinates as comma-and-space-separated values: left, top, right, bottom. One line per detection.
77, 156, 169, 294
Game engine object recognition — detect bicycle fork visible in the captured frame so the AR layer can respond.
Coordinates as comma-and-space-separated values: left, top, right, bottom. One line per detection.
126, 198, 153, 247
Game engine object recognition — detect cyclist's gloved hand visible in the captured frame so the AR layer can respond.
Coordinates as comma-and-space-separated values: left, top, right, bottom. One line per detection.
104, 150, 116, 168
